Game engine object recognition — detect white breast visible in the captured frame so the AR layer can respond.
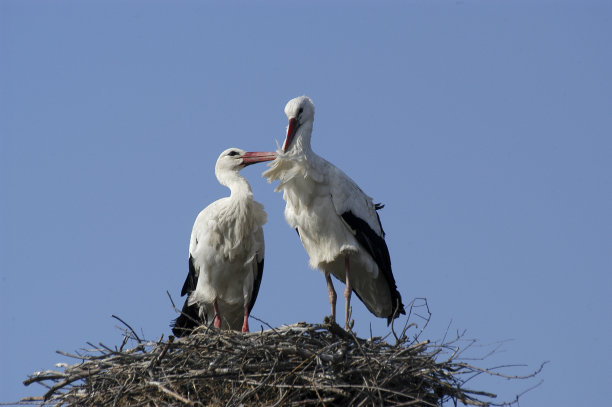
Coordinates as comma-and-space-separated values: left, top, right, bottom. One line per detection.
188, 197, 265, 308
280, 168, 357, 269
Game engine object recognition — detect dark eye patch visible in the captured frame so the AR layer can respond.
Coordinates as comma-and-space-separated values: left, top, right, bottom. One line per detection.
228, 150, 240, 157
298, 107, 304, 114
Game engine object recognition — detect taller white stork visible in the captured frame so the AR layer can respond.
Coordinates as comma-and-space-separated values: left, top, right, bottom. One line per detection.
263, 96, 405, 330
172, 148, 276, 336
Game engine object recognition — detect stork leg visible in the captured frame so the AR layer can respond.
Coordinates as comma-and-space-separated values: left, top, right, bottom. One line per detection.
213, 299, 222, 329
344, 255, 352, 331
325, 271, 337, 323
241, 305, 250, 333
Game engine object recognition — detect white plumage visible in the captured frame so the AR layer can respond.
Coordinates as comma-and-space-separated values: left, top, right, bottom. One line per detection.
172, 148, 276, 335
264, 96, 405, 329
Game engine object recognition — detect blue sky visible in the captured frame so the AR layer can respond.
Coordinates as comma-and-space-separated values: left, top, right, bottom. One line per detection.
1, 1, 611, 405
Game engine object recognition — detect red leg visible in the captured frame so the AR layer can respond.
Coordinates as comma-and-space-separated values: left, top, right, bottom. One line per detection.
213, 299, 222, 329
344, 255, 352, 330
241, 305, 250, 333
325, 272, 337, 322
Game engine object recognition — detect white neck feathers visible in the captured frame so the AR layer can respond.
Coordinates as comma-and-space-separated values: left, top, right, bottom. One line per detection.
216, 170, 253, 199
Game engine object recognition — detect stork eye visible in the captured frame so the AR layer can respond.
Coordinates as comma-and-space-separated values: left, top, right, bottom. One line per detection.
228, 151, 240, 157
298, 107, 304, 115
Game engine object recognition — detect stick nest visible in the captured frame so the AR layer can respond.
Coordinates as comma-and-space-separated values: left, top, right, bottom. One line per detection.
20, 304, 544, 407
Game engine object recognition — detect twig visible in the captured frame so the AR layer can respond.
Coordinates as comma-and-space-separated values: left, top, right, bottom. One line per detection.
148, 381, 194, 405
112, 314, 142, 344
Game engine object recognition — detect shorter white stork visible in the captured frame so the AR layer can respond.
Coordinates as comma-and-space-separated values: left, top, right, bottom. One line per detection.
263, 96, 405, 330
172, 148, 276, 336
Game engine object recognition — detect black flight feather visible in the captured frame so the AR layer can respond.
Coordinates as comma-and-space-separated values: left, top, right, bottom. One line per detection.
340, 210, 405, 324
180, 255, 198, 296
171, 298, 203, 337
172, 255, 202, 337
247, 259, 264, 313
374, 203, 386, 237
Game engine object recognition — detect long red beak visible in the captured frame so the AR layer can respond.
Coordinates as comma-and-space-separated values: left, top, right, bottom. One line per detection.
241, 151, 277, 166
282, 117, 298, 153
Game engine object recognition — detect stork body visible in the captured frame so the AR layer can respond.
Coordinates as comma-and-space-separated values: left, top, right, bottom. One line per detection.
172, 148, 276, 336
263, 96, 405, 329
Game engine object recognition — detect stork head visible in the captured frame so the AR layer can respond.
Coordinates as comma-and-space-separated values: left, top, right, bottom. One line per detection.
282, 95, 315, 153
215, 148, 277, 178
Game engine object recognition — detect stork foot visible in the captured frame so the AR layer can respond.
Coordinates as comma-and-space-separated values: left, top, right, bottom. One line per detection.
344, 255, 353, 331
213, 299, 222, 329
344, 316, 353, 331
241, 305, 250, 333
345, 317, 354, 332
325, 272, 337, 323
344, 295, 352, 331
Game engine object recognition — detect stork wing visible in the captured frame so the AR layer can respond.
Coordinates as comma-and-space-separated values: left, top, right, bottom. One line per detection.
327, 162, 405, 323
182, 206, 214, 297
172, 255, 203, 336
247, 226, 265, 313
182, 198, 227, 297
326, 161, 384, 237
180, 255, 198, 296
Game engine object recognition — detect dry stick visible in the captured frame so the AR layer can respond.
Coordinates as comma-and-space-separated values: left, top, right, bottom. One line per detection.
309, 361, 329, 407
390, 303, 402, 344
112, 314, 142, 344
111, 380, 130, 407
119, 334, 130, 352
249, 314, 279, 332
391, 400, 437, 407
148, 381, 194, 405
455, 361, 548, 380
234, 358, 281, 406
494, 379, 544, 407
348, 329, 383, 403
85, 342, 105, 354
23, 372, 67, 386
148, 336, 174, 369
55, 350, 92, 360
42, 368, 101, 400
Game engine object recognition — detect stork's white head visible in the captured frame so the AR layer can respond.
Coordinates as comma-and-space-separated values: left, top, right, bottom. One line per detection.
282, 96, 315, 153
215, 148, 277, 186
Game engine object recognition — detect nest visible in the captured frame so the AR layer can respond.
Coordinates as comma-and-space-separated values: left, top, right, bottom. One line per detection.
20, 302, 544, 407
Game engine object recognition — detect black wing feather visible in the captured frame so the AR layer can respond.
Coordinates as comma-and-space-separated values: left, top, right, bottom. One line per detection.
180, 255, 198, 296
374, 203, 386, 237
171, 255, 203, 337
247, 259, 264, 313
341, 210, 405, 324
171, 298, 203, 337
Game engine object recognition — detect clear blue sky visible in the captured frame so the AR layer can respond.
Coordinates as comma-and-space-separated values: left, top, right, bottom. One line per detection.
1, 1, 611, 405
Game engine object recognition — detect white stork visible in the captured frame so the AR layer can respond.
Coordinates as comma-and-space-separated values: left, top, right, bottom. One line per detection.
263, 96, 405, 330
172, 148, 276, 336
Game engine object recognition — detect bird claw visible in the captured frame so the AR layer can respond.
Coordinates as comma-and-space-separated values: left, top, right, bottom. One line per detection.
213, 314, 222, 329
345, 319, 355, 332
241, 318, 250, 333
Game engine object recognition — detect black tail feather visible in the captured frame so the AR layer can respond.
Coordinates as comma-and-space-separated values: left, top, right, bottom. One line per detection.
386, 298, 407, 325
171, 299, 203, 337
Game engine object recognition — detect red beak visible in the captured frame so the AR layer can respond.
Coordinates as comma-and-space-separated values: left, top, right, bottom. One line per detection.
282, 117, 298, 153
241, 151, 277, 166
